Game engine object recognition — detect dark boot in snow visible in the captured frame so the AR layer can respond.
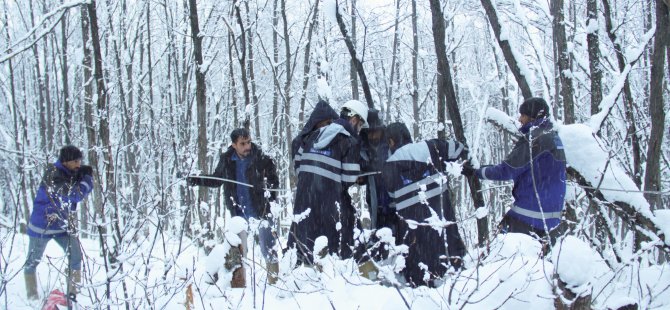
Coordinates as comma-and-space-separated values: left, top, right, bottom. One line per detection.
25, 273, 38, 300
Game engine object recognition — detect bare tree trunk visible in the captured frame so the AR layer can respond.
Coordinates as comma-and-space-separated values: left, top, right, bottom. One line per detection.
335, 0, 375, 109
60, 3, 71, 144
281, 0, 293, 145
603, 0, 642, 187
80, 5, 99, 238
645, 0, 669, 209
42, 3, 54, 152
587, 0, 602, 115
388, 0, 400, 121
228, 32, 239, 128
298, 1, 320, 126
480, 0, 533, 99
349, 0, 359, 100
3, 2, 30, 232
88, 3, 126, 305
411, 0, 419, 138
271, 0, 279, 146
233, 0, 251, 129
30, 1, 48, 153
429, 0, 488, 244
552, 0, 575, 124
188, 0, 213, 247
244, 1, 261, 139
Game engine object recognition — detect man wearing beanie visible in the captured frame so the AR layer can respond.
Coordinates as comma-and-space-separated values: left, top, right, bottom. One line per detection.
24, 145, 94, 303
462, 97, 566, 247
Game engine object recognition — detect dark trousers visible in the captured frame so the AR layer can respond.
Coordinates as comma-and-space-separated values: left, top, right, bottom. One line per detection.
499, 213, 564, 252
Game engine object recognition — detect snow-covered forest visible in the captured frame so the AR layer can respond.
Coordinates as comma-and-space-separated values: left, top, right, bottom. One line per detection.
0, 0, 668, 309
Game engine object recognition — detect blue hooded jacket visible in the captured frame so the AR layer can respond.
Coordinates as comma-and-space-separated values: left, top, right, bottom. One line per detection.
476, 118, 566, 231
27, 161, 93, 238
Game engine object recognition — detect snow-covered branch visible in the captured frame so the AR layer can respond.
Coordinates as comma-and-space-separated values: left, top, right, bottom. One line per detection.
588, 27, 655, 134
0, 0, 89, 64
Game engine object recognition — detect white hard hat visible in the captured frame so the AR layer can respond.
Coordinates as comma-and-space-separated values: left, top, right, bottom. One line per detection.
341, 100, 369, 128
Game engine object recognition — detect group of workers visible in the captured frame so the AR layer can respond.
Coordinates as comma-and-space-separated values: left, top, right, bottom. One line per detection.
24, 96, 566, 300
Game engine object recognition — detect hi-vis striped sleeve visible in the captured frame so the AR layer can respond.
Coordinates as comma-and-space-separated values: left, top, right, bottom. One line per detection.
388, 173, 448, 211
296, 151, 360, 184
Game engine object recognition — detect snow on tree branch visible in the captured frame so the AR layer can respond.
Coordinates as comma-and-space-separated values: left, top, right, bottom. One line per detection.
588, 27, 655, 134
0, 0, 89, 64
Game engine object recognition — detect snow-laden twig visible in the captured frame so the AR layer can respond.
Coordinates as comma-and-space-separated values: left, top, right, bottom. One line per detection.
588, 27, 655, 134
0, 0, 89, 64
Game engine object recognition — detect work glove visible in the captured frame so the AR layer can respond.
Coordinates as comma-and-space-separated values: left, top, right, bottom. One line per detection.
461, 161, 476, 177
75, 165, 93, 181
79, 165, 93, 176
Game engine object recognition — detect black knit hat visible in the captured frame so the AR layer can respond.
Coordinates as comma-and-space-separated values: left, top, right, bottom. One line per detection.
386, 122, 412, 150
519, 97, 550, 119
366, 109, 384, 130
58, 145, 83, 163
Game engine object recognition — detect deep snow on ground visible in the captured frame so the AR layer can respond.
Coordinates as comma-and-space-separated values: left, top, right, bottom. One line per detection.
4, 228, 670, 310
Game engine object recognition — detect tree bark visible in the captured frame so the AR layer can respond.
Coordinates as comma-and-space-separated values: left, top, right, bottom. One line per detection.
233, 0, 251, 129
388, 0, 400, 119
552, 0, 575, 124
587, 0, 602, 115
281, 0, 293, 146
298, 1, 320, 126
188, 0, 213, 247
3, 2, 30, 233
429, 0, 488, 244
271, 0, 279, 146
349, 0, 359, 100
80, 5, 98, 238
88, 0, 119, 267
29, 1, 48, 153
335, 0, 375, 109
411, 0, 419, 138
645, 0, 669, 209
245, 1, 261, 139
480, 0, 533, 99
602, 0, 642, 187
60, 4, 71, 144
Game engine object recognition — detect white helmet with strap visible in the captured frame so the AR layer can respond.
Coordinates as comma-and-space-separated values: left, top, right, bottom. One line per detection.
341, 100, 369, 128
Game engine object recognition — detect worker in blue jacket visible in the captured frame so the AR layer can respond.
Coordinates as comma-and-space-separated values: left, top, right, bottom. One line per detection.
25, 145, 94, 301
462, 97, 566, 244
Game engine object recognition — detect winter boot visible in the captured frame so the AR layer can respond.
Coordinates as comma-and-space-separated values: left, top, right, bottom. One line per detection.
358, 261, 378, 280
25, 273, 38, 300
267, 262, 279, 285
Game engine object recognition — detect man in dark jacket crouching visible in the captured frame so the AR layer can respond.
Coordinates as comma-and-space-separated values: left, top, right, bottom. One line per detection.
382, 123, 467, 287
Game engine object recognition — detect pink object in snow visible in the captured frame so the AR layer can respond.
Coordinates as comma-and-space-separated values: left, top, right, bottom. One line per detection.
41, 289, 67, 310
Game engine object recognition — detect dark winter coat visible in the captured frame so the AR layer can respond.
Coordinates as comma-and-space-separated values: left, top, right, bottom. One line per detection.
291, 100, 339, 161
288, 119, 361, 264
383, 139, 467, 287
28, 161, 93, 238
476, 118, 566, 231
360, 139, 394, 229
192, 143, 278, 219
